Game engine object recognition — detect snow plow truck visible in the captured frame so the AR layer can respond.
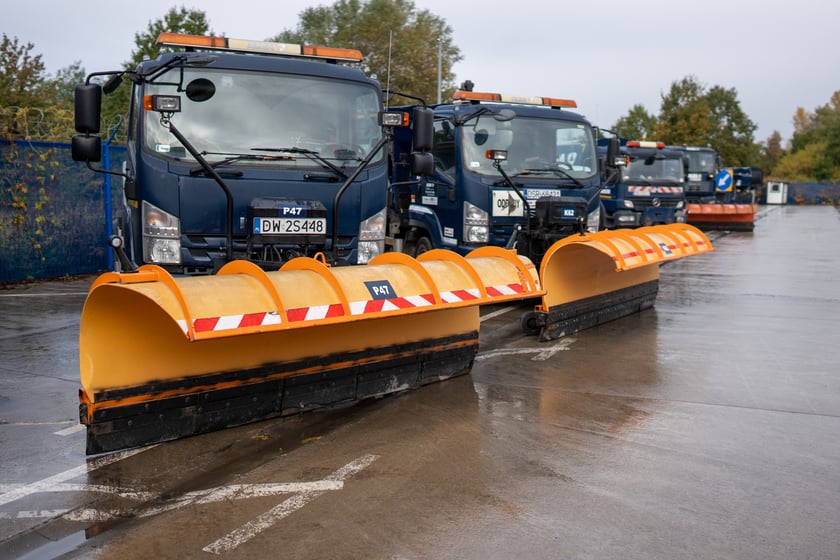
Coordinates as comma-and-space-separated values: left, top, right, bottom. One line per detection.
669, 145, 760, 231
71, 33, 713, 454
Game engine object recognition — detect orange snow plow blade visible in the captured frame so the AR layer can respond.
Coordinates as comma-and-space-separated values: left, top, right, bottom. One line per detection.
521, 224, 714, 341
79, 248, 541, 454
687, 202, 757, 231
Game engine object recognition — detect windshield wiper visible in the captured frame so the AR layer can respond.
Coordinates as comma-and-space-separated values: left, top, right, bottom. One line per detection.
513, 166, 585, 188
189, 152, 292, 176
252, 146, 349, 179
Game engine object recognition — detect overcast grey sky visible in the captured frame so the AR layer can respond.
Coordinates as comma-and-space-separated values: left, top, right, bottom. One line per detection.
5, 0, 837, 144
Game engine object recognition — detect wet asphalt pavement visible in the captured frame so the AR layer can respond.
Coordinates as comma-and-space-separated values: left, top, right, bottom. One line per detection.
0, 205, 838, 559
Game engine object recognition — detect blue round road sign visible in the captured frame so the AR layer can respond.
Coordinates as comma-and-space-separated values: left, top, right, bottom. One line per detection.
715, 170, 733, 193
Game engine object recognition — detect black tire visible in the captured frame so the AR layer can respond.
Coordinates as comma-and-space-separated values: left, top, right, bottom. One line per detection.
520, 311, 541, 336
412, 236, 433, 258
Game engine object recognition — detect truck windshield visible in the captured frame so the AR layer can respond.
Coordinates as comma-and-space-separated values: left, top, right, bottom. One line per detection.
461, 115, 596, 179
142, 67, 384, 168
624, 156, 685, 182
685, 151, 716, 174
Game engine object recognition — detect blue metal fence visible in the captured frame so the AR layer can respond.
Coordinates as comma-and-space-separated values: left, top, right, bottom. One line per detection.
0, 140, 126, 283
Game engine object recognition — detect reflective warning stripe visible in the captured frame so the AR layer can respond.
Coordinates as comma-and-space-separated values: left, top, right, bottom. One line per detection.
439, 289, 481, 303
176, 312, 282, 333
349, 294, 436, 315
174, 283, 525, 334
628, 186, 684, 194
287, 304, 345, 322
485, 284, 526, 297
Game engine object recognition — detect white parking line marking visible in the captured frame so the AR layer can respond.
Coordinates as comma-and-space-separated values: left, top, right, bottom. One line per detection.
134, 481, 347, 521
0, 447, 152, 507
203, 454, 379, 555
1, 453, 380, 557
0, 483, 156, 501
479, 305, 519, 322
0, 481, 347, 522
476, 338, 576, 362
0, 509, 71, 520
54, 424, 86, 436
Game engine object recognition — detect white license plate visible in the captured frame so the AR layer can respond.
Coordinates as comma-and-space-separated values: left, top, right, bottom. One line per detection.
254, 217, 326, 235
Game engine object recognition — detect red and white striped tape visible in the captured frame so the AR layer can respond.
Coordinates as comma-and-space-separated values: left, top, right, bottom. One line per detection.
628, 186, 684, 194
177, 283, 526, 334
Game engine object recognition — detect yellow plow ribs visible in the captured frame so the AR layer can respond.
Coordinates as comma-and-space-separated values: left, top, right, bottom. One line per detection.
79, 248, 541, 454
522, 224, 714, 341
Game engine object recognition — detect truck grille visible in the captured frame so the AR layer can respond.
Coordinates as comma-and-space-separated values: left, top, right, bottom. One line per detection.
630, 198, 682, 209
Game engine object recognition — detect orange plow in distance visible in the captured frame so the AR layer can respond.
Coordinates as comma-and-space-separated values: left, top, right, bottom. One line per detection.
520, 224, 714, 342
78, 248, 541, 455
687, 202, 758, 232
687, 167, 761, 232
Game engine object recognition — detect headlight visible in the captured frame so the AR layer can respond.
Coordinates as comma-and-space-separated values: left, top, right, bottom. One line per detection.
463, 201, 488, 243
586, 206, 601, 232
357, 208, 386, 264
623, 199, 635, 209
676, 200, 685, 209
142, 201, 181, 264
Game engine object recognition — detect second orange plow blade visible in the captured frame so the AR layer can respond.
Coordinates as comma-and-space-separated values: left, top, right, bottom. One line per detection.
522, 224, 714, 341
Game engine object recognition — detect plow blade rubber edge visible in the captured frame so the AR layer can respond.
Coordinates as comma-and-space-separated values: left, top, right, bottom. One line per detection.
79, 248, 542, 454
527, 224, 713, 341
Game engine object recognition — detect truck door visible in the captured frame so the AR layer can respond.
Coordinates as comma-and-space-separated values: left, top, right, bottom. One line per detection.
417, 119, 460, 245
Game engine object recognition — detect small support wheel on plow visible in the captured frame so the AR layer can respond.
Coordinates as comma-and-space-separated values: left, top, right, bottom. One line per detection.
520, 310, 542, 336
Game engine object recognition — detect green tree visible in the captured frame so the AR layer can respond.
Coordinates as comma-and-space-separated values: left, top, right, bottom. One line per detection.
51, 61, 86, 110
100, 6, 213, 141
775, 91, 840, 181
270, 0, 461, 105
0, 34, 51, 109
654, 76, 760, 166
760, 130, 784, 176
130, 6, 214, 66
772, 141, 829, 181
612, 104, 657, 141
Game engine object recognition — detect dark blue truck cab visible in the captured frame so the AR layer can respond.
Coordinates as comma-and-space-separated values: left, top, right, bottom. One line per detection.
598, 139, 688, 228
390, 90, 603, 266
72, 33, 416, 274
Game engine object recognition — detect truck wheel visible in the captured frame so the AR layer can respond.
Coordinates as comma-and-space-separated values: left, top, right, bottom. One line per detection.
413, 236, 433, 257
520, 311, 541, 336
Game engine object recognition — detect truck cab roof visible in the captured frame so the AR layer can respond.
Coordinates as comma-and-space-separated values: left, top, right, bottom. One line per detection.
136, 50, 380, 88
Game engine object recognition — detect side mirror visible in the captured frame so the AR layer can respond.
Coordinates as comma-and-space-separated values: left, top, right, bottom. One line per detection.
74, 84, 102, 134
605, 137, 619, 168
71, 134, 101, 163
412, 107, 434, 152
410, 152, 434, 177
